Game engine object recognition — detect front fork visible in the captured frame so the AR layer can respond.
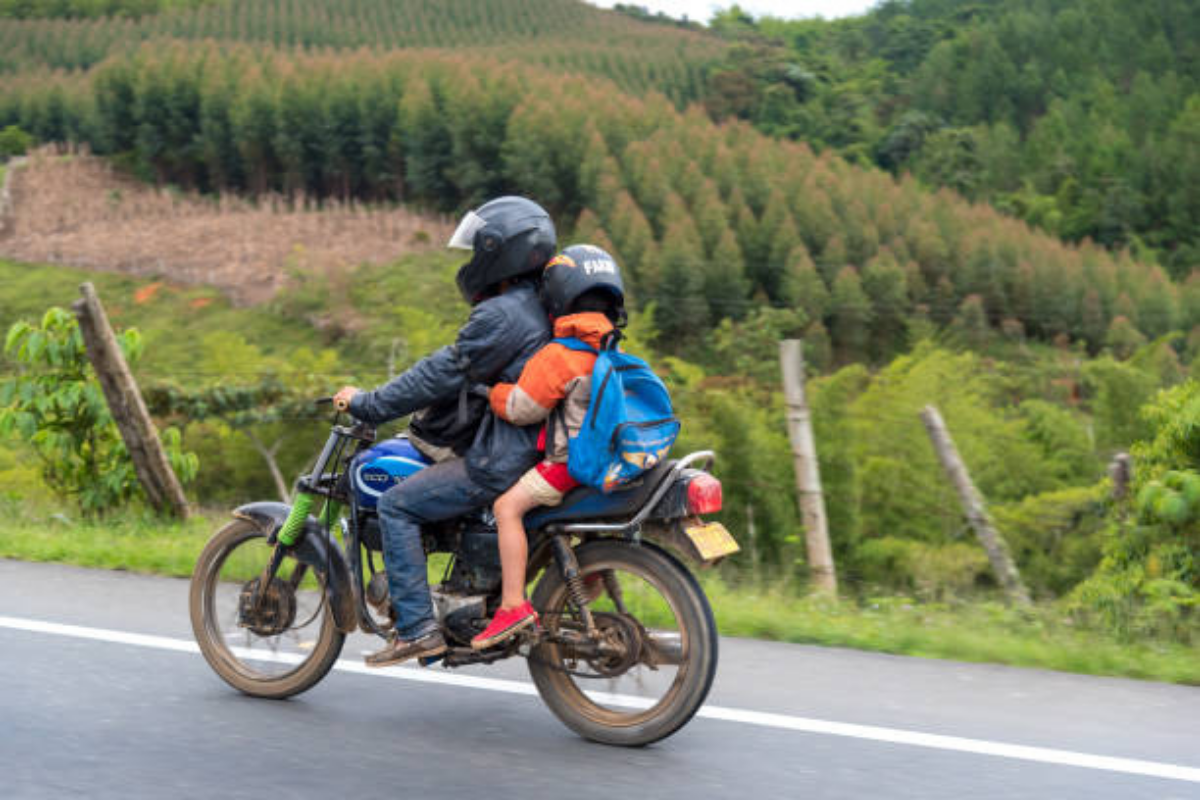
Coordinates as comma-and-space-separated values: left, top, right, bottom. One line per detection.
251, 492, 342, 613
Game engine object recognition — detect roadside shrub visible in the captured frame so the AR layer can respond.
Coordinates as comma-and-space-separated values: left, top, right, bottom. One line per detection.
855, 537, 991, 600
1070, 381, 1200, 640
992, 484, 1108, 598
0, 307, 198, 515
0, 124, 32, 159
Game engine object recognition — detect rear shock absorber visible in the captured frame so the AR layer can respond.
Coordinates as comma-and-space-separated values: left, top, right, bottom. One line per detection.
551, 534, 596, 636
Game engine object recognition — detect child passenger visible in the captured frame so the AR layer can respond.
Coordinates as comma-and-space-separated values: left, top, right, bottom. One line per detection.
471, 245, 626, 649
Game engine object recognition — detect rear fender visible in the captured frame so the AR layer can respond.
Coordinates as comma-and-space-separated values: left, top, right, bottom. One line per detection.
640, 520, 727, 569
232, 501, 358, 634
525, 520, 719, 580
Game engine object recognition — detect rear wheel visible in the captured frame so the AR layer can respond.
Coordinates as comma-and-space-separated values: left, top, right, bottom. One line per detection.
528, 539, 718, 746
189, 519, 345, 699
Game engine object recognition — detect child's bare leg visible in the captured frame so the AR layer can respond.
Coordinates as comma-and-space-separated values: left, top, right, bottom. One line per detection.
493, 484, 543, 611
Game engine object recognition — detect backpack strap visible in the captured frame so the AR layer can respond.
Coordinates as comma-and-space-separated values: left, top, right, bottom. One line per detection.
546, 337, 598, 454
553, 336, 598, 354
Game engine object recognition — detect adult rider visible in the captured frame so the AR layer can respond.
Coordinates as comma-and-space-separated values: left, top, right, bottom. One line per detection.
332, 196, 555, 667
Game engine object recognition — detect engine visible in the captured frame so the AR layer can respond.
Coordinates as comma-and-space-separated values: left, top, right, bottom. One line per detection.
351, 435, 500, 641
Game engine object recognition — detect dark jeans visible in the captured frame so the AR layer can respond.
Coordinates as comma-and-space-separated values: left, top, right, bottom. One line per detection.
377, 458, 499, 640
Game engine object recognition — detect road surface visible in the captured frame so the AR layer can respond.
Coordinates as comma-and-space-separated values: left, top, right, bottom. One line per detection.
1, 559, 1197, 799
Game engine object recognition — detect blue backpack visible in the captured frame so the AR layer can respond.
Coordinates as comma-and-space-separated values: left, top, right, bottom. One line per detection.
555, 336, 680, 493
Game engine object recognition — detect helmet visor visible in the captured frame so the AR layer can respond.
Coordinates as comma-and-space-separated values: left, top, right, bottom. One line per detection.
447, 210, 487, 251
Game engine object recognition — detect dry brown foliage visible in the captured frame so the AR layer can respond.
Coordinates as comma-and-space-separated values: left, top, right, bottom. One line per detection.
0, 148, 453, 305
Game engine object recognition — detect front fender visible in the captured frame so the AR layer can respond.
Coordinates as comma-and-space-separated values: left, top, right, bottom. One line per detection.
232, 501, 358, 634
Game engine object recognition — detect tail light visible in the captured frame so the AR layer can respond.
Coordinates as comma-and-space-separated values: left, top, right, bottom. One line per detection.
686, 474, 723, 515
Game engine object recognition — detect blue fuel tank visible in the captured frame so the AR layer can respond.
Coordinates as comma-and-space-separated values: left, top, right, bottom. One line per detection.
349, 435, 431, 509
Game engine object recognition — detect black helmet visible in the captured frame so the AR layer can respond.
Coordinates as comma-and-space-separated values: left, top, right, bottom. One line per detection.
448, 196, 557, 304
540, 244, 626, 321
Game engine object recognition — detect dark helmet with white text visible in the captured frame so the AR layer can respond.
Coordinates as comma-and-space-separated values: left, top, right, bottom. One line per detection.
540, 244, 626, 324
448, 196, 557, 304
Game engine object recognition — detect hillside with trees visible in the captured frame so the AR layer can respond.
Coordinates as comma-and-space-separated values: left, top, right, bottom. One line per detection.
2, 43, 1186, 365
1, 0, 1198, 663
5, 0, 1196, 278
703, 0, 1200, 276
0, 0, 719, 104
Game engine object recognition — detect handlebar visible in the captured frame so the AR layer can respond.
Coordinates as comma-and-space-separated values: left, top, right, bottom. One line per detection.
315, 395, 354, 413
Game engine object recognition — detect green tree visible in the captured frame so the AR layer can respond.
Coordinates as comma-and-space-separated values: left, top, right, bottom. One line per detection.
0, 308, 197, 515
1105, 315, 1146, 360
1083, 356, 1156, 450
861, 252, 909, 360
951, 294, 990, 351
830, 266, 873, 364
0, 124, 32, 159
779, 244, 829, 323
400, 78, 453, 209
704, 227, 749, 322
653, 214, 710, 346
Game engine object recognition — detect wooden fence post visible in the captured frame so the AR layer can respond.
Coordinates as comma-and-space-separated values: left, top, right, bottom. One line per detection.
73, 282, 190, 518
1108, 452, 1132, 501
779, 339, 837, 595
919, 404, 1030, 606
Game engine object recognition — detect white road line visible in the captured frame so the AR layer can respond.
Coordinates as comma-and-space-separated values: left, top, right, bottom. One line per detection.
2, 614, 1198, 784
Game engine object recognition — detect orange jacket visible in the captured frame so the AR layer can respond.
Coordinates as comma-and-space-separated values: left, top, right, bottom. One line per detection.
489, 312, 614, 463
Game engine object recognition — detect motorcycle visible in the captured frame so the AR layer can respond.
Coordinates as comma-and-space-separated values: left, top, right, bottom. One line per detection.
189, 400, 739, 746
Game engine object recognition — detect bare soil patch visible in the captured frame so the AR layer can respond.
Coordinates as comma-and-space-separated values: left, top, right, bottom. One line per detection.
0, 150, 453, 304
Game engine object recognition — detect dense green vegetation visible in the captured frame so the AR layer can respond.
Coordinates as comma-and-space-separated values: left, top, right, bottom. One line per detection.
0, 123, 32, 158
0, 0, 209, 20
2, 44, 1183, 364
1, 307, 197, 513
1, 0, 1197, 671
705, 0, 1200, 275
0, 0, 717, 103
4, 0, 1195, 276
3, 254, 1197, 648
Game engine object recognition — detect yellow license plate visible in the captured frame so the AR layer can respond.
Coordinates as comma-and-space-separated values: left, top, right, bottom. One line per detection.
684, 521, 740, 561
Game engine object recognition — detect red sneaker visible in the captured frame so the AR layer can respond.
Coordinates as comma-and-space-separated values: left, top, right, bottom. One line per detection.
471, 601, 539, 650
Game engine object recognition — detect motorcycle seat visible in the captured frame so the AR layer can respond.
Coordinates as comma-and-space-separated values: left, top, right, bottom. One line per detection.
524, 459, 676, 529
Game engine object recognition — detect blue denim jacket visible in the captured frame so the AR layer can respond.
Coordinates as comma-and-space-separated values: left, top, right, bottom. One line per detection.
350, 283, 551, 493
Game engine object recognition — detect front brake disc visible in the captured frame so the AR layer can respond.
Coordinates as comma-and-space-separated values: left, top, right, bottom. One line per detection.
237, 576, 297, 637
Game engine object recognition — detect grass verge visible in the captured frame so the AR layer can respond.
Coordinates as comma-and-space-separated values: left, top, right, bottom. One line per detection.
702, 579, 1200, 685
2, 513, 1196, 685
0, 512, 217, 578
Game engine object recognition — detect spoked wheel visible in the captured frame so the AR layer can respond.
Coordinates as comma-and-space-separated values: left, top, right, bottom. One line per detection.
189, 519, 345, 699
528, 539, 718, 747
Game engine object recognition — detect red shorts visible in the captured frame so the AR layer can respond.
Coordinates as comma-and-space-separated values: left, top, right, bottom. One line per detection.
534, 461, 578, 493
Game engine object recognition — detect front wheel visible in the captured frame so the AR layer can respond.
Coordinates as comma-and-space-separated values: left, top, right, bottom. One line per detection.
190, 518, 345, 699
528, 539, 718, 746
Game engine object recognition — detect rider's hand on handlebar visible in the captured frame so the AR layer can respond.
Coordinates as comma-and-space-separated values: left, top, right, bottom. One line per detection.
333, 386, 361, 413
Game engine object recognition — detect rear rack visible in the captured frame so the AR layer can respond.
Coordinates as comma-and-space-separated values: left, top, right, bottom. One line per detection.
546, 450, 715, 537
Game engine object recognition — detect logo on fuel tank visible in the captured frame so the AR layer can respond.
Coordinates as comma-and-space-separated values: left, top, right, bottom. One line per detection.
361, 468, 394, 484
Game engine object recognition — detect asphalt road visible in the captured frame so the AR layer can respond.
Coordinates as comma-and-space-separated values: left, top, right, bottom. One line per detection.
1, 559, 1197, 799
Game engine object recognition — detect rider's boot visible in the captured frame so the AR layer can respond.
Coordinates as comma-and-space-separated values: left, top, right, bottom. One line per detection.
364, 629, 447, 668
